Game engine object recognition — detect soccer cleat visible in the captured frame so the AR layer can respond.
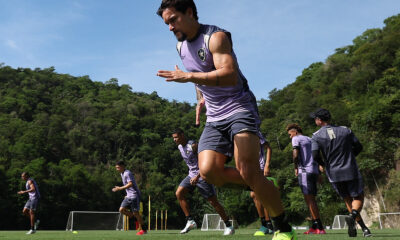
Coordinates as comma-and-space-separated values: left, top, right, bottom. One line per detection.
316, 229, 326, 234
223, 225, 235, 235
34, 219, 40, 230
272, 228, 297, 240
362, 228, 372, 237
345, 216, 357, 237
26, 229, 36, 235
136, 230, 147, 235
180, 220, 196, 234
303, 228, 317, 234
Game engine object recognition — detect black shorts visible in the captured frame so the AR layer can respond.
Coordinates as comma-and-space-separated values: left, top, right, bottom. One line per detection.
331, 177, 364, 198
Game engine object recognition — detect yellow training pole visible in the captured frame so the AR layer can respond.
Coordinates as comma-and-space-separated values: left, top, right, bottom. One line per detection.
161, 210, 164, 230
155, 210, 158, 231
148, 196, 151, 231
165, 210, 167, 230
138, 202, 143, 230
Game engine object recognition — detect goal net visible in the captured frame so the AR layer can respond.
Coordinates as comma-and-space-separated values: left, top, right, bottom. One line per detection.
201, 214, 238, 231
66, 211, 123, 231
331, 215, 348, 229
378, 212, 400, 229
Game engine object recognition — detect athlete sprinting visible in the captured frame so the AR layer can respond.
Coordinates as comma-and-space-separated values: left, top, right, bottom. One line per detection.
18, 172, 40, 234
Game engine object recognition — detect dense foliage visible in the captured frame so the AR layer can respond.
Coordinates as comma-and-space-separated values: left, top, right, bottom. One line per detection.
1, 14, 399, 230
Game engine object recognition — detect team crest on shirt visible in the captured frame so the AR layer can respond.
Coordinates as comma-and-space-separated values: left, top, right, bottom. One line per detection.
197, 48, 206, 61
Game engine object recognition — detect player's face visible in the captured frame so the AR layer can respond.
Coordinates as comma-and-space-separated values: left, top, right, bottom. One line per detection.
172, 133, 184, 145
288, 129, 297, 139
162, 7, 190, 41
21, 174, 27, 180
314, 118, 322, 126
115, 165, 124, 173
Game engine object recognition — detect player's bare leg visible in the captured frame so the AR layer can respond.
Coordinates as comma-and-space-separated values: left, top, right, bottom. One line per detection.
176, 186, 191, 216
198, 151, 246, 187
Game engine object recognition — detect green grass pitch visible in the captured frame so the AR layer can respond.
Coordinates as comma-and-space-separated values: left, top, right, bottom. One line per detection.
1, 229, 399, 240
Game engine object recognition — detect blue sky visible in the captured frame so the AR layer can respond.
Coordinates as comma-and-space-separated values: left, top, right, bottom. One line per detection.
1, 1, 399, 104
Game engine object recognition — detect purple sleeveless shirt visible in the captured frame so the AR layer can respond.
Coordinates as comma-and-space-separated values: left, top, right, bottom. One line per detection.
121, 170, 140, 198
178, 24, 258, 122
26, 178, 40, 200
292, 135, 319, 174
178, 140, 200, 178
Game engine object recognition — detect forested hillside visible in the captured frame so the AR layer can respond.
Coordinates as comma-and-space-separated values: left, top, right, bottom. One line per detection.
1, 14, 399, 230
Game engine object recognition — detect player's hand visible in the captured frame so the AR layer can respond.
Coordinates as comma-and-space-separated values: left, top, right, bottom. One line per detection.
294, 168, 298, 177
17, 191, 24, 195
190, 177, 199, 186
264, 167, 270, 176
112, 186, 120, 192
157, 65, 190, 83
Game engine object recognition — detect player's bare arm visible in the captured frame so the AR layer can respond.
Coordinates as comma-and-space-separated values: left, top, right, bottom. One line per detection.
195, 87, 205, 126
112, 181, 133, 192
293, 148, 299, 176
264, 143, 272, 176
18, 180, 35, 194
157, 32, 238, 86
190, 174, 200, 186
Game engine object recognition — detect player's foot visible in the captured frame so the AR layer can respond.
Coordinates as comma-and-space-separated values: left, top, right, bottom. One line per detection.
362, 228, 372, 237
180, 220, 196, 234
136, 230, 147, 235
345, 216, 357, 237
272, 228, 297, 240
223, 225, 235, 235
303, 228, 317, 234
26, 229, 36, 235
316, 229, 326, 234
34, 219, 40, 230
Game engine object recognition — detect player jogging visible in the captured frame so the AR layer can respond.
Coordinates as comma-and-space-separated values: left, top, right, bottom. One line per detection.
112, 161, 147, 235
172, 128, 234, 235
286, 123, 326, 234
310, 108, 372, 237
18, 172, 40, 234
251, 139, 275, 236
156, 1, 296, 239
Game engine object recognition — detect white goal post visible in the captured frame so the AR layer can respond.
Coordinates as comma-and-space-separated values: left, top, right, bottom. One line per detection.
378, 212, 400, 229
66, 211, 124, 231
331, 215, 348, 229
201, 214, 238, 231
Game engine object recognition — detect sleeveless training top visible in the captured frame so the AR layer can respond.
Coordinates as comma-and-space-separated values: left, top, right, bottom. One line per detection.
177, 24, 258, 122
178, 140, 200, 178
26, 178, 40, 200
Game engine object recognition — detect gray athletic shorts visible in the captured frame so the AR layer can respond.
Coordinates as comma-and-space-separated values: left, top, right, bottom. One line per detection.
121, 197, 140, 212
24, 198, 39, 211
179, 175, 216, 199
198, 111, 259, 156
298, 172, 318, 195
331, 177, 364, 198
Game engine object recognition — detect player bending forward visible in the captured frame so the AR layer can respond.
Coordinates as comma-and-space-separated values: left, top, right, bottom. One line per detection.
112, 161, 147, 235
172, 128, 234, 235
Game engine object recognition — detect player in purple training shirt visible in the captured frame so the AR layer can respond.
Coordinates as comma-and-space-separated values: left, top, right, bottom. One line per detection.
172, 128, 234, 235
156, 1, 295, 239
112, 161, 147, 235
286, 124, 326, 235
18, 172, 40, 234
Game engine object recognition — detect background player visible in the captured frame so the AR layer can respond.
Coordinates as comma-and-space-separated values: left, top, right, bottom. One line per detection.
18, 172, 40, 234
172, 128, 234, 235
112, 161, 147, 235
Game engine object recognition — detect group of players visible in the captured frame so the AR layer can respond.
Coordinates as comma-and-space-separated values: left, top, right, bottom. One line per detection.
18, 1, 373, 239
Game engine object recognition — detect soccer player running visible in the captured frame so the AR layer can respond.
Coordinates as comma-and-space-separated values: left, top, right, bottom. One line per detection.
286, 123, 326, 235
251, 139, 275, 236
156, 1, 296, 239
172, 128, 234, 235
310, 108, 372, 237
18, 172, 40, 234
112, 161, 147, 235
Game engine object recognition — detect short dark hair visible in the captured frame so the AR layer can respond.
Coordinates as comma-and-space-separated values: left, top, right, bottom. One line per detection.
157, 0, 198, 20
286, 123, 303, 133
172, 128, 184, 135
116, 161, 125, 167
310, 108, 331, 121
